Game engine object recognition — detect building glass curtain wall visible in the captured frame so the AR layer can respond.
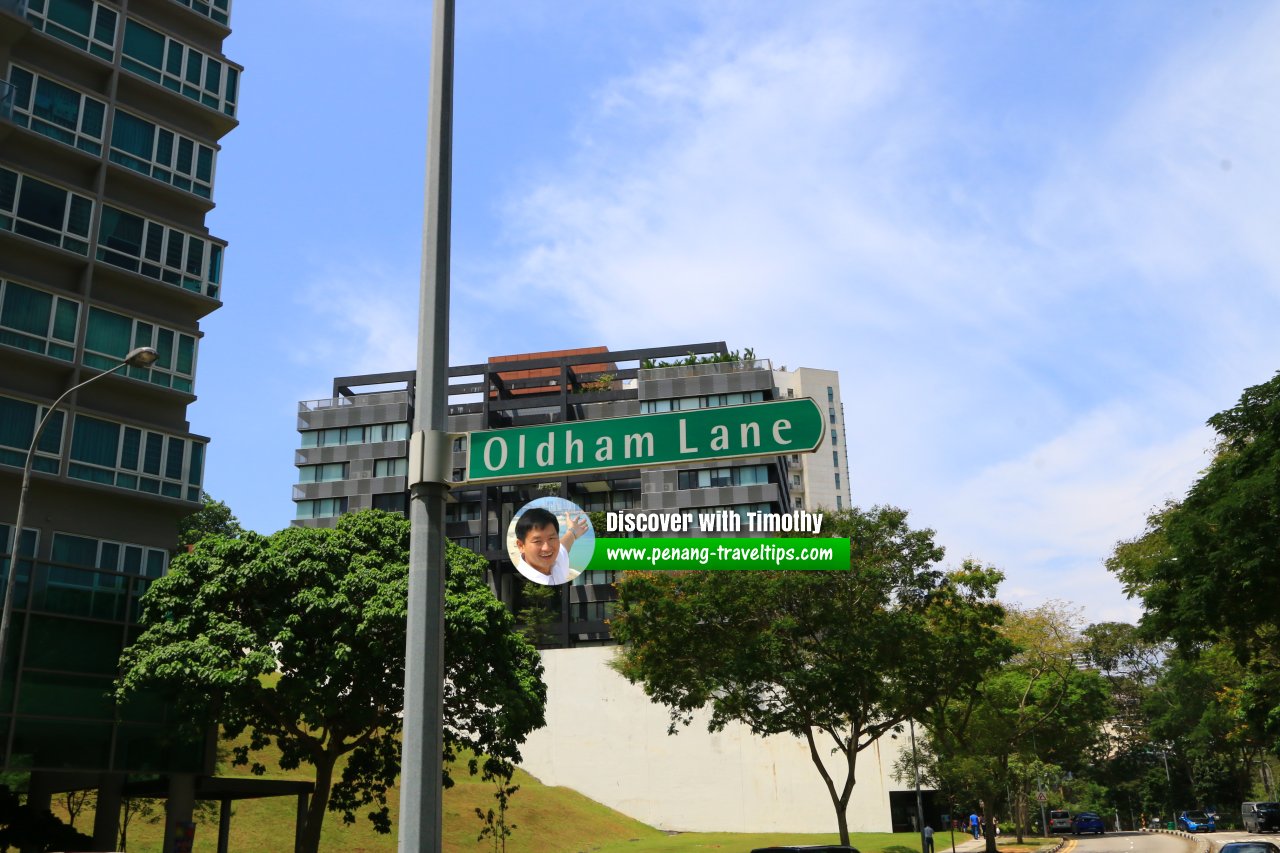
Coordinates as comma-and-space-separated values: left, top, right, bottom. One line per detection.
0, 0, 237, 783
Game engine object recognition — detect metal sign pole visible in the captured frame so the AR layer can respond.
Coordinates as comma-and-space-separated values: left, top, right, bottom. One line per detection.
399, 1, 454, 850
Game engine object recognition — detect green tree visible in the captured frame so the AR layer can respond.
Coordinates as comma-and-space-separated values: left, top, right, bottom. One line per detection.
1113, 372, 1280, 655
921, 605, 1112, 852
117, 510, 546, 853
1078, 622, 1169, 826
1110, 372, 1280, 755
609, 506, 1010, 846
176, 492, 243, 548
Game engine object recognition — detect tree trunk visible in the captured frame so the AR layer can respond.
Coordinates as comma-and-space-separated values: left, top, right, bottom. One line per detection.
802, 727, 856, 846
984, 815, 998, 853
836, 807, 851, 847
298, 750, 339, 853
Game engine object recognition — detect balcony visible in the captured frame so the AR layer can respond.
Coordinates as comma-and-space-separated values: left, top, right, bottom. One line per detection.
638, 358, 773, 383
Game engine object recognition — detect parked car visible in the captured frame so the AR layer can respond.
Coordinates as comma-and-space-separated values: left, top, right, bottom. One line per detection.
1072, 812, 1105, 835
1178, 810, 1217, 832
1244, 802, 1280, 833
1049, 810, 1073, 834
1220, 843, 1280, 853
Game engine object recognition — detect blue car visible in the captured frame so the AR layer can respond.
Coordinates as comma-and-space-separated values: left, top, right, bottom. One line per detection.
1073, 813, 1105, 835
1178, 810, 1216, 832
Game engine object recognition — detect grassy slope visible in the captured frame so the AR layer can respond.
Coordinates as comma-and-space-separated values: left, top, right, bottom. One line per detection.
53, 738, 1037, 852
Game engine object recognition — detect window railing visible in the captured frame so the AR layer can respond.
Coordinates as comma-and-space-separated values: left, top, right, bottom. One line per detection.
298, 391, 410, 412
0, 167, 94, 255
84, 307, 198, 393
638, 358, 772, 382
1, 0, 31, 20
109, 108, 216, 199
26, 0, 118, 62
5, 67, 107, 155
121, 18, 239, 118
0, 278, 80, 362
171, 0, 230, 27
0, 80, 14, 124
96, 204, 225, 299
67, 413, 204, 503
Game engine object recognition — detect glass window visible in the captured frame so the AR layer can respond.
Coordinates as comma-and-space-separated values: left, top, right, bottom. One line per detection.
70, 416, 119, 467
829, 407, 836, 424
298, 462, 347, 483
0, 279, 80, 361
6, 69, 107, 155
96, 204, 223, 299
372, 493, 407, 515
28, 0, 117, 59
296, 497, 348, 520
64, 413, 202, 501
833, 451, 839, 466
84, 307, 131, 358
835, 473, 841, 489
85, 308, 198, 391
827, 386, 834, 402
122, 19, 166, 75
109, 109, 216, 199
121, 18, 239, 117
15, 177, 66, 234
836, 495, 842, 510
374, 458, 407, 478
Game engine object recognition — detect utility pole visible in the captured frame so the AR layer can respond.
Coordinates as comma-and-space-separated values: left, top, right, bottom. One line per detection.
398, 1, 455, 851
910, 719, 927, 853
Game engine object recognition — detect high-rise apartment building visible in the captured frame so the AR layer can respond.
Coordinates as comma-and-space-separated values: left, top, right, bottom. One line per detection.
293, 343, 846, 648
773, 367, 850, 512
0, 0, 238, 836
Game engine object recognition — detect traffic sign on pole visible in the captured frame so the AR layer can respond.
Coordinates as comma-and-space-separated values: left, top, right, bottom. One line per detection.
465, 398, 825, 482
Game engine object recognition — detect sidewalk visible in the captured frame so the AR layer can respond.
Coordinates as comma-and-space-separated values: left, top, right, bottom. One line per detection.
937, 835, 1066, 853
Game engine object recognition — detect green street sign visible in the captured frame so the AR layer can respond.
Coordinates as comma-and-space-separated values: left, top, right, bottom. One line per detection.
465, 398, 824, 483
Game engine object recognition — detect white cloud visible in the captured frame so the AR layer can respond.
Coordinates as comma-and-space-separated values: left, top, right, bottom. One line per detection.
485, 2, 1280, 619
290, 264, 419, 400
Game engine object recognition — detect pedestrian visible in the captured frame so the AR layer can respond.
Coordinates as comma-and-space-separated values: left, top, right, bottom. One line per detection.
923, 824, 935, 853
970, 812, 981, 839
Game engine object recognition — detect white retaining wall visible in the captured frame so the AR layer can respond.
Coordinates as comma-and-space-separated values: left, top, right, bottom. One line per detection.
517, 645, 916, 833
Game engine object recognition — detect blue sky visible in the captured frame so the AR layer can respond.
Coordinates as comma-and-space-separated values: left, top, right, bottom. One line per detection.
195, 1, 1280, 622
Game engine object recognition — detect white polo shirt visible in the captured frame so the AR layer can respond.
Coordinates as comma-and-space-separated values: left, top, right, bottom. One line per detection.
516, 544, 576, 586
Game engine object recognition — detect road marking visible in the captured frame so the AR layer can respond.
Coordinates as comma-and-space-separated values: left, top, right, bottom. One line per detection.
1061, 840, 1077, 853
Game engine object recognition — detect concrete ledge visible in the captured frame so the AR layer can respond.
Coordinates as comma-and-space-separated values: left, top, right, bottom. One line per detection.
1139, 827, 1212, 853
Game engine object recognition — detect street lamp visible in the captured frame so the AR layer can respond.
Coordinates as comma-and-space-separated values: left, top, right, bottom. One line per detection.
0, 346, 160, 736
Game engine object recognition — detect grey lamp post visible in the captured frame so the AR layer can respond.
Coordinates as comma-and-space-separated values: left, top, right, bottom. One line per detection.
0, 346, 160, 752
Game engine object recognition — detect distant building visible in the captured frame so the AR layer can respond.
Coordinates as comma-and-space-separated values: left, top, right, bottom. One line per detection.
1, 0, 239, 842
292, 343, 849, 646
773, 366, 850, 512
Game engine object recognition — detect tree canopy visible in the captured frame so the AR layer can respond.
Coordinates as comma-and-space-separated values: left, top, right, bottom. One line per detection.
1113, 371, 1280, 653
919, 605, 1112, 851
117, 510, 546, 853
1111, 371, 1280, 753
609, 506, 1010, 845
176, 492, 243, 548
